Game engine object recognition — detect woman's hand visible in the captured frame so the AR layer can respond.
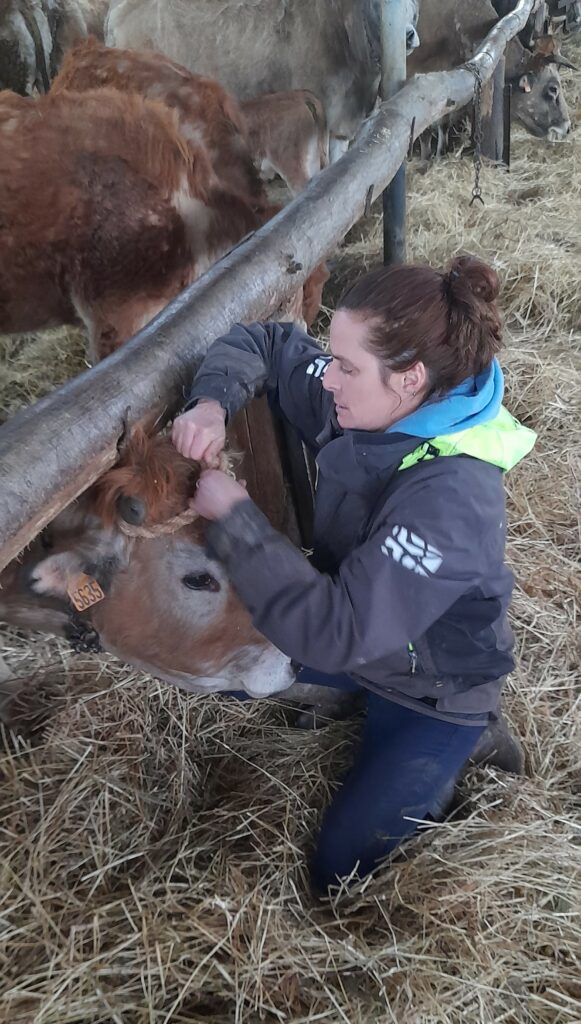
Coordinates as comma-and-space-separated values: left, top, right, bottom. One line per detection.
172, 400, 227, 467
190, 469, 249, 521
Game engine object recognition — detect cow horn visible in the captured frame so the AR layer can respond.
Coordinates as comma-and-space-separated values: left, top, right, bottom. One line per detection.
552, 54, 578, 70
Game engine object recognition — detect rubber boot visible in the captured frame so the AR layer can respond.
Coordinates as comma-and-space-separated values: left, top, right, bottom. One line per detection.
470, 708, 524, 774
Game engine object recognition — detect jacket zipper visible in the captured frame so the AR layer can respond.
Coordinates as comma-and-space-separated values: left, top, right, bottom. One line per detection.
408, 642, 417, 675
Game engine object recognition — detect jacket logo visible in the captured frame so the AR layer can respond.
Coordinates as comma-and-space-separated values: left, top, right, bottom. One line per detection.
381, 526, 443, 577
306, 356, 330, 378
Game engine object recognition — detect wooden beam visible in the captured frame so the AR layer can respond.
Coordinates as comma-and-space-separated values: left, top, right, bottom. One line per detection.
0, 0, 535, 572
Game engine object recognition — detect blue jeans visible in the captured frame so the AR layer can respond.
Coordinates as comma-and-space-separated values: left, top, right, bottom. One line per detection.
296, 669, 485, 891
229, 670, 485, 891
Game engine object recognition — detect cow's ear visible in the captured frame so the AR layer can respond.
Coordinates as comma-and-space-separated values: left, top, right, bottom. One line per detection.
518, 74, 532, 93
532, 34, 557, 58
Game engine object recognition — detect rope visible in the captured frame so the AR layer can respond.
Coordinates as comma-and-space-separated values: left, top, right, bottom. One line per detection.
118, 505, 200, 539
117, 451, 236, 540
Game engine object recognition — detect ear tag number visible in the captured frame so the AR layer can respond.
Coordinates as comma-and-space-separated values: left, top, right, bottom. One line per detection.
67, 573, 105, 612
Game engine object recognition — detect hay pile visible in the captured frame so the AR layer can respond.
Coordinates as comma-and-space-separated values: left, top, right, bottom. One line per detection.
1, 49, 580, 1024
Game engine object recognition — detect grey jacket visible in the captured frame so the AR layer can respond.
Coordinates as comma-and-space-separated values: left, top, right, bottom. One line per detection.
186, 321, 520, 725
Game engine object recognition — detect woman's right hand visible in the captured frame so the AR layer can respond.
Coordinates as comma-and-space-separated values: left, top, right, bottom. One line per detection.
171, 400, 227, 467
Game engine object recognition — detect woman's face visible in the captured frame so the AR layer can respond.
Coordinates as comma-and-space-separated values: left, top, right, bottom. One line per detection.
323, 310, 425, 431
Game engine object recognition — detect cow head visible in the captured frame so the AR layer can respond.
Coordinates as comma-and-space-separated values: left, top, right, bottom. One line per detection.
509, 37, 574, 141
2, 429, 198, 619
0, 429, 295, 698
366, 0, 420, 64
548, 0, 581, 35
406, 0, 421, 54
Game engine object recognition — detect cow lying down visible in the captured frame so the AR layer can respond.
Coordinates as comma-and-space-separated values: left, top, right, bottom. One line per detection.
0, 428, 349, 718
0, 429, 291, 696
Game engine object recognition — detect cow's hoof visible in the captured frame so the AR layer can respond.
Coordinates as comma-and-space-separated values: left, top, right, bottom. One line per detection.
470, 710, 525, 775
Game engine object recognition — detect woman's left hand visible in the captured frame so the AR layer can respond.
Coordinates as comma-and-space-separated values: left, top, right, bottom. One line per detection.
190, 469, 249, 521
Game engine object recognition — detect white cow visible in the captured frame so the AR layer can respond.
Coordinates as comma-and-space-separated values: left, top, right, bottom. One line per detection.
105, 0, 421, 161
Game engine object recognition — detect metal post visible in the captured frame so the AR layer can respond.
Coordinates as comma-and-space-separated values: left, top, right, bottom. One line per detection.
381, 0, 408, 264
480, 56, 506, 163
503, 83, 512, 168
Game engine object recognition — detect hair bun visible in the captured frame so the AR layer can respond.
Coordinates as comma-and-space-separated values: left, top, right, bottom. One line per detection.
446, 254, 500, 305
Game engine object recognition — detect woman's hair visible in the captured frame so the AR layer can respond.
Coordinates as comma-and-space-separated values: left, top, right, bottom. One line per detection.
337, 254, 502, 395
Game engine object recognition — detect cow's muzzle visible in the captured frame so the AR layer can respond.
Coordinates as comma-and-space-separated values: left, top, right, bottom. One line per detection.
547, 122, 571, 142
406, 27, 420, 53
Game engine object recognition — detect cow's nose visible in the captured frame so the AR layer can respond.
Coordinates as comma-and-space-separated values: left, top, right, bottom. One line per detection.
406, 27, 420, 53
547, 123, 570, 142
117, 494, 146, 526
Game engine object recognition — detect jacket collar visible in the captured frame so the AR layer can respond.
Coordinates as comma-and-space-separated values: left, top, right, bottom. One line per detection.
315, 426, 421, 494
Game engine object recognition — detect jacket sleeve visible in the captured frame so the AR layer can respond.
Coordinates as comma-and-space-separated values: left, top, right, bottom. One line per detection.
184, 321, 334, 449
205, 475, 486, 674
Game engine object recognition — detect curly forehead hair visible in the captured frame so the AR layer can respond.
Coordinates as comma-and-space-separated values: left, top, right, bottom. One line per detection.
338, 254, 503, 394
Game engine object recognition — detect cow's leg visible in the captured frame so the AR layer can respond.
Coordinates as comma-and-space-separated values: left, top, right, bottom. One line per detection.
293, 132, 327, 192
258, 157, 278, 183
419, 130, 433, 161
281, 159, 309, 196
436, 122, 449, 158
329, 136, 350, 163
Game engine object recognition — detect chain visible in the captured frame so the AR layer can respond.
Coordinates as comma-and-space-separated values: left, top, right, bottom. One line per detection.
65, 611, 103, 654
466, 61, 485, 207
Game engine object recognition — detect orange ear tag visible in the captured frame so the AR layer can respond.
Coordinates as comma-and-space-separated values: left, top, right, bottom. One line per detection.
67, 573, 105, 612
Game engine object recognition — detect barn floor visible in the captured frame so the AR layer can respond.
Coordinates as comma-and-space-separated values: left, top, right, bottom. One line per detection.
0, 42, 580, 1024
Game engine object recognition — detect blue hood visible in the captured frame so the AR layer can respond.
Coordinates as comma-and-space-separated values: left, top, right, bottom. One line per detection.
386, 358, 504, 439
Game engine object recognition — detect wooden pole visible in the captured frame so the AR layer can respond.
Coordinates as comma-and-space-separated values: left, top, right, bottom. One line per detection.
0, 0, 536, 572
480, 55, 506, 162
381, 0, 408, 264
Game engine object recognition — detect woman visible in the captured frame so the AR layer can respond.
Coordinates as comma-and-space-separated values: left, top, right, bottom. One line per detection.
172, 254, 535, 891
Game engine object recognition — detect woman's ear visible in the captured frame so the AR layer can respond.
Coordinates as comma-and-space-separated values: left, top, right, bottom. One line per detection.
402, 362, 428, 398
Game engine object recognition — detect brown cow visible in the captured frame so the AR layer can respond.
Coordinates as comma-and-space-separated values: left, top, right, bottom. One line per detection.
53, 37, 266, 206
0, 86, 263, 360
0, 40, 328, 359
241, 90, 329, 195
51, 41, 330, 322
0, 429, 360, 719
0, 429, 296, 697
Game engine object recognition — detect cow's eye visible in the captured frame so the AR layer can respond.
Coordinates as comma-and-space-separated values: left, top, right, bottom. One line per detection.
181, 572, 221, 593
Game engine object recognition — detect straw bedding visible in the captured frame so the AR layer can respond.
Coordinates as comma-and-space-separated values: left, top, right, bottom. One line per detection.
0, 44, 579, 1024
